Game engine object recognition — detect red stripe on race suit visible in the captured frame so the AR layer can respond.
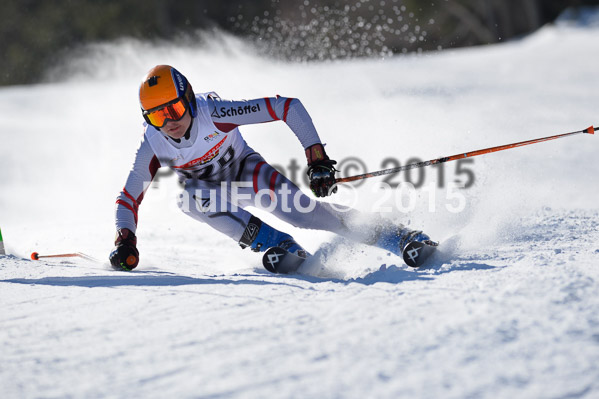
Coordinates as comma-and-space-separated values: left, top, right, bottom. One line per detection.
148, 155, 161, 183
116, 199, 138, 225
282, 98, 293, 122
122, 189, 139, 210
263, 98, 279, 121
269, 170, 279, 201
137, 155, 161, 204
214, 122, 239, 133
253, 161, 266, 193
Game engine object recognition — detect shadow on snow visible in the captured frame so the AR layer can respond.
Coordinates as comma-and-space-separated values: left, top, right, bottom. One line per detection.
1, 273, 305, 289
2, 258, 498, 288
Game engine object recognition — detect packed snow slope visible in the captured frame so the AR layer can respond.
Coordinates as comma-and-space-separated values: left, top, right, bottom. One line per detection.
1, 21, 599, 399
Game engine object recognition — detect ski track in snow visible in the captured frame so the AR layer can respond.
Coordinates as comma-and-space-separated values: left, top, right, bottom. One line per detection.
1, 22, 599, 399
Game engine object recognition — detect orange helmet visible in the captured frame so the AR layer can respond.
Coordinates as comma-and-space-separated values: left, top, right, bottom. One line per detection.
139, 65, 197, 127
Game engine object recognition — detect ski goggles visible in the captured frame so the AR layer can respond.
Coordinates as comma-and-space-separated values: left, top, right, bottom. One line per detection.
143, 97, 188, 128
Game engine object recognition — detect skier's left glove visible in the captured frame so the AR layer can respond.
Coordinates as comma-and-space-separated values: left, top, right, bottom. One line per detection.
306, 143, 338, 198
109, 228, 139, 271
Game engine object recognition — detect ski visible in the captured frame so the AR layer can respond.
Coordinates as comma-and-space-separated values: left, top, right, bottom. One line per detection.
262, 246, 308, 274
402, 240, 439, 268
262, 240, 438, 272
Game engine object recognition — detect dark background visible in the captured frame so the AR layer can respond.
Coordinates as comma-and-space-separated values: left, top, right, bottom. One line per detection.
2, 0, 597, 86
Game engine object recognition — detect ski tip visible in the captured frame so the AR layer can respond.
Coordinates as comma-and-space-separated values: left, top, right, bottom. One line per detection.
585, 125, 595, 134
262, 246, 284, 273
262, 246, 307, 274
31, 252, 39, 260
402, 241, 438, 268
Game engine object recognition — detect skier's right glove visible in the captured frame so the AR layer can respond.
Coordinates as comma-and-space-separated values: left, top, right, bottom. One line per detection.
109, 228, 139, 271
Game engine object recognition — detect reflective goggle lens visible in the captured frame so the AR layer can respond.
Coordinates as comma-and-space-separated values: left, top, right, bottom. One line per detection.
144, 98, 187, 128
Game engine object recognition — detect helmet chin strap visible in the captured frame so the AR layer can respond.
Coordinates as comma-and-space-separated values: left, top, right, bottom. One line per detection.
183, 118, 193, 140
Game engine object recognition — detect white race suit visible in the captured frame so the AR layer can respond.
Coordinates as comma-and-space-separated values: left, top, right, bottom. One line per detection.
115, 93, 372, 247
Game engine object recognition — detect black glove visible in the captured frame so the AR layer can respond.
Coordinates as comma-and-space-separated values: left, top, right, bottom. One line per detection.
109, 229, 139, 271
308, 160, 338, 197
305, 143, 338, 198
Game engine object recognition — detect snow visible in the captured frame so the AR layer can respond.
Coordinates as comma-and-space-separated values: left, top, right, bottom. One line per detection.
1, 22, 599, 398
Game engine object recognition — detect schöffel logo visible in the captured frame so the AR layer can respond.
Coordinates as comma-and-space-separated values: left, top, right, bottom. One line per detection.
212, 103, 262, 118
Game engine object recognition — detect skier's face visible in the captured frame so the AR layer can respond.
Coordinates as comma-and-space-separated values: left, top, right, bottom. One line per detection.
160, 110, 191, 139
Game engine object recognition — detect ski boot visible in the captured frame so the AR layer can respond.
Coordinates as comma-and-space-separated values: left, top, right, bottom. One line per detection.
373, 225, 438, 267
239, 216, 308, 273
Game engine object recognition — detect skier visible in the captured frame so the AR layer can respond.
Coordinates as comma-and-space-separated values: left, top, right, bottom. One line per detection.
109, 65, 434, 271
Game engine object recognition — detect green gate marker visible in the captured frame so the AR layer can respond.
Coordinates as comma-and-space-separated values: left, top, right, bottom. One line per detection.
0, 228, 5, 255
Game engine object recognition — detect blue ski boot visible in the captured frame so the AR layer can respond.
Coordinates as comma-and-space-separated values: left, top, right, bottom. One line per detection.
238, 216, 305, 255
239, 216, 309, 273
373, 224, 436, 260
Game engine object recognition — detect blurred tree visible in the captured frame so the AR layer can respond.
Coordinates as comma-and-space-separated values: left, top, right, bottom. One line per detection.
1, 0, 597, 86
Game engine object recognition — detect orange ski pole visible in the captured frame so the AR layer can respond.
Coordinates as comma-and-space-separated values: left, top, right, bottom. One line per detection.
31, 252, 96, 261
335, 125, 596, 184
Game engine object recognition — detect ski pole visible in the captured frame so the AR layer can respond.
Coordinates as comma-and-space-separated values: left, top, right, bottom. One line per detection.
31, 252, 97, 261
335, 125, 596, 184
